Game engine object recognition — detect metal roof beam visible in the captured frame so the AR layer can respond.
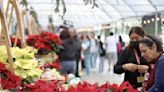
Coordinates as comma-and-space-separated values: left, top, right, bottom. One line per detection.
122, 0, 138, 17
103, 0, 123, 18
28, 2, 164, 6
147, 0, 157, 11
98, 4, 113, 22
147, 0, 158, 36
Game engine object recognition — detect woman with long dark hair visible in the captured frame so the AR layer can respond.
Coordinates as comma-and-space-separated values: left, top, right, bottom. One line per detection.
114, 26, 149, 89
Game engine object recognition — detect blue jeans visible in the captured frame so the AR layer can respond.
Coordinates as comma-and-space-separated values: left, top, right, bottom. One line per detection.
99, 56, 105, 73
84, 54, 91, 76
60, 61, 76, 75
90, 52, 97, 68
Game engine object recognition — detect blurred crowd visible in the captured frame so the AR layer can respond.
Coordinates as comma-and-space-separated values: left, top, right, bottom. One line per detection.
44, 25, 164, 92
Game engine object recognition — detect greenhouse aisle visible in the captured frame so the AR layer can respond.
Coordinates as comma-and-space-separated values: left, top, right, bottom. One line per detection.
80, 57, 124, 85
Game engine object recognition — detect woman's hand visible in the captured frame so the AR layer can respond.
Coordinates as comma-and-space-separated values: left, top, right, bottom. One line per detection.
123, 63, 138, 72
137, 65, 149, 73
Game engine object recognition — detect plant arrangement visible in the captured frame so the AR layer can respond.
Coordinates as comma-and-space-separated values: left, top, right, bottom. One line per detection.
26, 31, 62, 55
0, 46, 42, 84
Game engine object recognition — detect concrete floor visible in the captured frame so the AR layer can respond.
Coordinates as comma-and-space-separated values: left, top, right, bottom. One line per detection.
79, 57, 124, 85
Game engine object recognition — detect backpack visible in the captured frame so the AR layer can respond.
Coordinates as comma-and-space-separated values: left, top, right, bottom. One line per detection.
98, 47, 103, 54
98, 41, 105, 56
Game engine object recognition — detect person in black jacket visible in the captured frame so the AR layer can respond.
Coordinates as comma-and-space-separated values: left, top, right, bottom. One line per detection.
114, 26, 149, 89
70, 28, 82, 77
59, 28, 78, 75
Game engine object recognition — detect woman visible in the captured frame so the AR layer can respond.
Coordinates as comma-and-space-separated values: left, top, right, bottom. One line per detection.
89, 32, 98, 69
81, 33, 91, 76
139, 36, 164, 92
58, 28, 77, 75
114, 26, 149, 89
97, 35, 105, 73
69, 28, 82, 77
117, 35, 125, 57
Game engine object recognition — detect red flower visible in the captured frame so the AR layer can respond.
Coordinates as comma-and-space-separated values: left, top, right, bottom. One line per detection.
10, 37, 21, 47
118, 81, 138, 92
40, 59, 61, 70
26, 32, 62, 53
0, 63, 22, 90
66, 81, 138, 92
24, 80, 64, 92
109, 84, 118, 92
67, 82, 99, 92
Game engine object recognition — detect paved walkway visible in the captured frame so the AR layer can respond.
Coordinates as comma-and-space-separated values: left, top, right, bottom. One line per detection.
79, 57, 124, 85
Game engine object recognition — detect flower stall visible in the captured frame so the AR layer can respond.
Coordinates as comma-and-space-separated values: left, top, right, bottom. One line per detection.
0, 33, 139, 92
0, 0, 139, 91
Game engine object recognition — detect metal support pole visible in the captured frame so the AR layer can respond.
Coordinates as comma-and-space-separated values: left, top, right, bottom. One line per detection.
155, 12, 158, 36
147, 0, 158, 36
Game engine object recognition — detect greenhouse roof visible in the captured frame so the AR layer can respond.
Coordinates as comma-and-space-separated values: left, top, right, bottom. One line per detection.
27, 0, 164, 28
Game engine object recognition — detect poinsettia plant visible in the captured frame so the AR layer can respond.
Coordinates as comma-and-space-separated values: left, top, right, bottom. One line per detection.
22, 80, 65, 92
67, 82, 98, 92
0, 46, 43, 84
26, 31, 62, 55
40, 59, 61, 71
66, 81, 138, 92
10, 37, 21, 48
0, 62, 22, 90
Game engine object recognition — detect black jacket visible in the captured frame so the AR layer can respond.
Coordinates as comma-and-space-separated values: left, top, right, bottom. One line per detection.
59, 39, 77, 61
98, 40, 105, 56
114, 47, 148, 89
74, 36, 81, 61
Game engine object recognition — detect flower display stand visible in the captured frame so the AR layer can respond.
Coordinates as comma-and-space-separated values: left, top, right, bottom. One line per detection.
22, 9, 32, 35
5, 0, 26, 48
0, 0, 14, 73
0, 1, 140, 92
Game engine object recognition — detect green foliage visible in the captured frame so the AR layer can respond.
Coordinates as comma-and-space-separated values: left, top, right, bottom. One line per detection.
30, 7, 39, 24
20, 0, 28, 6
20, 0, 28, 9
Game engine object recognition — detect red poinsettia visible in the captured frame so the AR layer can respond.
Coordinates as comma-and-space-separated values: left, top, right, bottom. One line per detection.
118, 81, 138, 92
99, 81, 138, 92
99, 82, 118, 92
40, 60, 61, 71
24, 80, 64, 92
10, 37, 21, 48
67, 82, 99, 92
26, 32, 62, 54
67, 81, 138, 92
0, 63, 22, 90
41, 32, 62, 45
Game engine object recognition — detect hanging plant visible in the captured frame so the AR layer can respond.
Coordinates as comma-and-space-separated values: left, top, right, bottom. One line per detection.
55, 0, 60, 13
61, 0, 66, 17
54, 0, 66, 19
83, 0, 99, 8
92, 0, 99, 8
20, 0, 28, 10
29, 7, 39, 24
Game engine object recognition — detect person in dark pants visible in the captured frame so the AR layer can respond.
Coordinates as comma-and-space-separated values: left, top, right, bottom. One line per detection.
114, 26, 149, 89
70, 28, 82, 77
97, 35, 106, 73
